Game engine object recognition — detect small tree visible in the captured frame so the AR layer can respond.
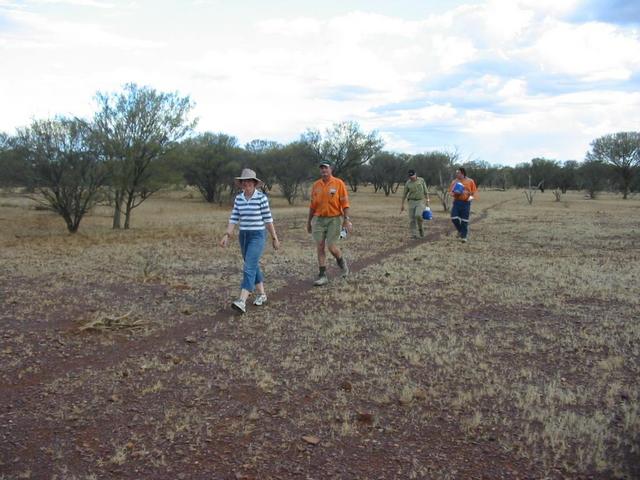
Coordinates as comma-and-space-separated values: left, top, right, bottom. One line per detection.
493, 166, 513, 191
530, 158, 561, 191
462, 159, 492, 188
0, 133, 31, 189
93, 83, 196, 229
16, 118, 107, 233
435, 170, 453, 212
631, 168, 640, 196
586, 132, 640, 199
303, 121, 383, 180
409, 151, 452, 187
422, 151, 456, 212
271, 141, 316, 205
369, 152, 406, 196
343, 163, 367, 193
523, 174, 543, 205
579, 159, 610, 199
244, 139, 280, 192
512, 162, 532, 188
558, 160, 579, 193
182, 133, 241, 203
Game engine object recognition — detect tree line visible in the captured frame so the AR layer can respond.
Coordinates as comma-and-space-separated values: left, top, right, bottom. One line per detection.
0, 83, 638, 233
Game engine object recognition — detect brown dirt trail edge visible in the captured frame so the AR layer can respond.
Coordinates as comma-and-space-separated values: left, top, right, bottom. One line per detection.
0, 200, 501, 404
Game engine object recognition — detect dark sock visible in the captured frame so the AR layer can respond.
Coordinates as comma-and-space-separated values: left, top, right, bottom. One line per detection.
319, 266, 326, 276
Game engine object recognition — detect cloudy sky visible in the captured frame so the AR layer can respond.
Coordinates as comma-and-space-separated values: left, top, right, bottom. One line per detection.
1, 0, 639, 165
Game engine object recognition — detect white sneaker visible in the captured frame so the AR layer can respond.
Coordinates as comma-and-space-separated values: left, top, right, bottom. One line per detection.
231, 299, 246, 313
253, 294, 267, 306
313, 275, 329, 286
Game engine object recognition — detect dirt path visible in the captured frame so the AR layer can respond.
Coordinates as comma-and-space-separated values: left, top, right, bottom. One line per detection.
3, 195, 633, 480
0, 198, 560, 480
0, 200, 503, 405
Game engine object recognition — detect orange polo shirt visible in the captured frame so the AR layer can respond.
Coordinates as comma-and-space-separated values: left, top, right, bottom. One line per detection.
449, 177, 478, 202
309, 175, 350, 217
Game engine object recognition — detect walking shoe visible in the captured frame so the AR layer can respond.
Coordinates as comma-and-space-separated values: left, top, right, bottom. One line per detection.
253, 294, 267, 306
313, 275, 329, 286
460, 237, 468, 243
231, 299, 246, 313
337, 257, 349, 277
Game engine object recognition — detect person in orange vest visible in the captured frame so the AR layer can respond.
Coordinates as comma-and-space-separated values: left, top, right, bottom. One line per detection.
449, 167, 478, 243
307, 161, 352, 286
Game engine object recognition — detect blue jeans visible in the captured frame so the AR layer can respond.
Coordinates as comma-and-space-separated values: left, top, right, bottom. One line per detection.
451, 200, 471, 239
238, 229, 266, 291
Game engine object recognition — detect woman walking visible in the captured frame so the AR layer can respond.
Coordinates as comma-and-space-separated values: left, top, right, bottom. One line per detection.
220, 168, 280, 313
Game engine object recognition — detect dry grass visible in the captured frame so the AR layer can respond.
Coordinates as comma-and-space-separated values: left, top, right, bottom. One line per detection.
0, 187, 638, 479
77, 310, 146, 332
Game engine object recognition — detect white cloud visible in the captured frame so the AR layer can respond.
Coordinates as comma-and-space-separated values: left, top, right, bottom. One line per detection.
524, 20, 640, 81
0, 1, 638, 164
34, 0, 114, 7
456, 88, 640, 163
378, 131, 416, 153
326, 11, 424, 38
2, 9, 162, 49
258, 17, 323, 36
250, 10, 478, 106
498, 78, 527, 99
373, 104, 459, 130
514, 0, 580, 16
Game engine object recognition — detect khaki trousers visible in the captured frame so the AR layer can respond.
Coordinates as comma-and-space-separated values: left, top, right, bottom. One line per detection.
407, 200, 425, 237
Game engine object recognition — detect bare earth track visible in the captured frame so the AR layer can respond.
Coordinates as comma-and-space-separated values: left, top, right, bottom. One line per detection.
1, 191, 638, 480
0, 203, 494, 399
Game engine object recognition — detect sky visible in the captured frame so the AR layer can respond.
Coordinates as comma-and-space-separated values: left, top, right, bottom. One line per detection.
1, 0, 639, 166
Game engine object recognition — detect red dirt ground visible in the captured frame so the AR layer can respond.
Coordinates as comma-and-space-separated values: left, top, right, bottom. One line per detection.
1, 202, 631, 479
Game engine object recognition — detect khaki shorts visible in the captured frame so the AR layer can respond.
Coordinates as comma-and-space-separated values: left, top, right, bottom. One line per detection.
312, 216, 341, 245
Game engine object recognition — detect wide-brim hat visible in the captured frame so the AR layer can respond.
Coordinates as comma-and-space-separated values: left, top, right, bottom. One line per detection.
234, 168, 263, 188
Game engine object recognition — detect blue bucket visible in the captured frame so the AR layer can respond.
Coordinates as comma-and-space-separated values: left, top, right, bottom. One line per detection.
422, 207, 432, 220
452, 182, 465, 194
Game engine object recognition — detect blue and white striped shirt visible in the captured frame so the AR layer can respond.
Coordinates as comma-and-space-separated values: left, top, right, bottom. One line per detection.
229, 190, 273, 231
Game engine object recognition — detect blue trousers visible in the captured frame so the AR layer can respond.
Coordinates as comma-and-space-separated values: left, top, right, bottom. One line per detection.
238, 229, 266, 291
451, 200, 471, 239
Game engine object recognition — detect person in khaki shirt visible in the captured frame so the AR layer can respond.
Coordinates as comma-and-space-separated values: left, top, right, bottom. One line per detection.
307, 161, 352, 286
400, 169, 430, 239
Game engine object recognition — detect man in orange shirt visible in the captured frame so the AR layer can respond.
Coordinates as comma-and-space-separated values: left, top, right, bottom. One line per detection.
307, 161, 352, 286
449, 167, 478, 243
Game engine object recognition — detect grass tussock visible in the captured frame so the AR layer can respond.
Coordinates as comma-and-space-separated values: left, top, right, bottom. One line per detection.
77, 310, 146, 332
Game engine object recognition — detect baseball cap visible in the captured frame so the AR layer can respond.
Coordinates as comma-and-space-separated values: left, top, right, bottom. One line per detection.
319, 161, 332, 168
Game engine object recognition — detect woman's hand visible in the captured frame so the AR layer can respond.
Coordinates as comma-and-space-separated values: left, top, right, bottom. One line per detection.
220, 233, 230, 248
272, 237, 280, 251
